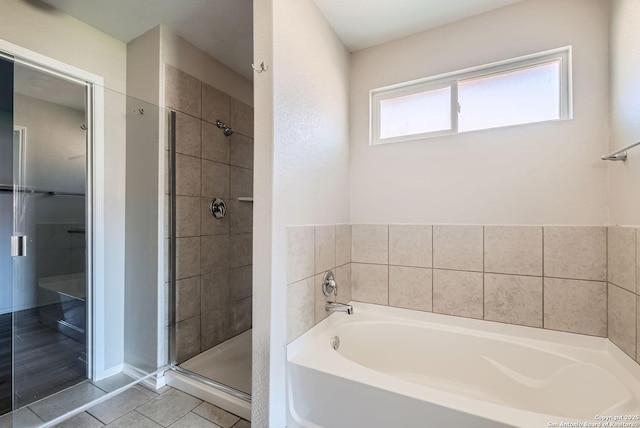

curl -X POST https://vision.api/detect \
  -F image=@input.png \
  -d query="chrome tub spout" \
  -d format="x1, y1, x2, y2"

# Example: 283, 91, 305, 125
326, 301, 354, 315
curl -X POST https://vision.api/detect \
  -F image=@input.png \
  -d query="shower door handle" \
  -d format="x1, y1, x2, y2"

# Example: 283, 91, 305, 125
11, 235, 27, 257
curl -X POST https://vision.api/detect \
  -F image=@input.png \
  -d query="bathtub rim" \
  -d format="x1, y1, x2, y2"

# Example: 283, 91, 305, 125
287, 302, 640, 428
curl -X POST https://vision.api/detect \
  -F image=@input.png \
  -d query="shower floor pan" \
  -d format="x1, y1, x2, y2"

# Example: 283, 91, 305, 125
166, 329, 251, 420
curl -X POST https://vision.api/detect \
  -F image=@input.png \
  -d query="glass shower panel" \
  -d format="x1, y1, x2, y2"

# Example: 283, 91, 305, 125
11, 62, 89, 408
0, 57, 171, 425
0, 55, 14, 416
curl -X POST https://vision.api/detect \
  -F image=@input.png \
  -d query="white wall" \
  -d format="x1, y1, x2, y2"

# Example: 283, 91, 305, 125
124, 26, 163, 376
252, 0, 274, 425
608, 0, 640, 226
254, 0, 351, 424
350, 0, 609, 225
0, 0, 127, 373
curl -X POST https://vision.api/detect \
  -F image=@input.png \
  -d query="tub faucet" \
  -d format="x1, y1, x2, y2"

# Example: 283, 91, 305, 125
326, 301, 354, 315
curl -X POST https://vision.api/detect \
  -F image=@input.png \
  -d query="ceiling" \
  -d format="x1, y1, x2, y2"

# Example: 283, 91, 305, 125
31, 0, 524, 82
39, 0, 254, 81
312, 0, 525, 51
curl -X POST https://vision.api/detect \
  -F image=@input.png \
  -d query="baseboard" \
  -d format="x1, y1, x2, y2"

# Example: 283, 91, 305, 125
95, 363, 124, 381
123, 363, 167, 390
165, 369, 251, 420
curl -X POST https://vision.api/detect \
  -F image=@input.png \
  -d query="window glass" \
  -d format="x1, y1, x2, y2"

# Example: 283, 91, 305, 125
379, 86, 451, 139
458, 61, 560, 132
370, 47, 571, 145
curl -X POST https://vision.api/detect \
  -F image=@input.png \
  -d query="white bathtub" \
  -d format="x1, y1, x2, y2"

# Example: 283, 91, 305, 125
287, 303, 640, 428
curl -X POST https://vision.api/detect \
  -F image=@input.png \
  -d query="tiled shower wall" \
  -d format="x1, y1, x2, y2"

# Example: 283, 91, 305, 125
287, 224, 640, 366
165, 65, 254, 363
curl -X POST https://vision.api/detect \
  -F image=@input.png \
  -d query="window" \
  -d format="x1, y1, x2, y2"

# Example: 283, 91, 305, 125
370, 47, 572, 145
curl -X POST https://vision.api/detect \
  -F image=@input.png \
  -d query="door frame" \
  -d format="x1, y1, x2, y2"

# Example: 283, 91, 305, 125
0, 39, 108, 381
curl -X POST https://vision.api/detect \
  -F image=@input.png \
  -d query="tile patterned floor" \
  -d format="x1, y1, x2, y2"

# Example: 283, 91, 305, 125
53, 385, 250, 428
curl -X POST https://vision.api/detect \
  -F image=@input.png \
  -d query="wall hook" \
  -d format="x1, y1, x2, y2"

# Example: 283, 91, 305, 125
251, 62, 269, 73
134, 108, 144, 115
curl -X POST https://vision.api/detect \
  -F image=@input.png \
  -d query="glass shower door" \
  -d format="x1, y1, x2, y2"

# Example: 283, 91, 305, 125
0, 54, 14, 416
10, 61, 89, 409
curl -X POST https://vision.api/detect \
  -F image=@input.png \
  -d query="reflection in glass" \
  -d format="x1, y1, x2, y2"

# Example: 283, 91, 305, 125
11, 62, 88, 408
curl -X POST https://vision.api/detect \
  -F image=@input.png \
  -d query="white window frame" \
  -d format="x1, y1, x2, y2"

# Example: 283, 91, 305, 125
370, 46, 573, 146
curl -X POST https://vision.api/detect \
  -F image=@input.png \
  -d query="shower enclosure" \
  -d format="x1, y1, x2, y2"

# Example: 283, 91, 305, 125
0, 53, 91, 412
164, 64, 254, 419
0, 44, 168, 425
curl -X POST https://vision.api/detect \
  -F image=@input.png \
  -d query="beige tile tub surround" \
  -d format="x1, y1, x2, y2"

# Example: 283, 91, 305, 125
287, 226, 315, 284
286, 224, 352, 342
544, 278, 607, 337
608, 227, 637, 293
484, 226, 542, 276
286, 223, 640, 370
335, 263, 352, 305
389, 266, 432, 312
543, 226, 607, 281
484, 274, 542, 328
316, 225, 336, 274
351, 263, 389, 305
314, 265, 351, 325
433, 269, 483, 319
352, 224, 388, 264
608, 283, 637, 359
336, 224, 351, 267
637, 229, 640, 296
389, 225, 433, 268
433, 225, 483, 272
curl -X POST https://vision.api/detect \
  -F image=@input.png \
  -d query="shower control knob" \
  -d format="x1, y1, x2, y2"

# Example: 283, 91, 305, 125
209, 198, 226, 219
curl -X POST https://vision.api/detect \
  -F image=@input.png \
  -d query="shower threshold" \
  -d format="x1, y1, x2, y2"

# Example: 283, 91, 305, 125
166, 329, 252, 420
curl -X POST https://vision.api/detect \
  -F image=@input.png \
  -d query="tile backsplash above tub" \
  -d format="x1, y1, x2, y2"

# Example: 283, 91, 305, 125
286, 225, 351, 343
287, 223, 640, 367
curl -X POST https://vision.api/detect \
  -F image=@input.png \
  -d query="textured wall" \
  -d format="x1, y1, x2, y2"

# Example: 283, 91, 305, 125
608, 0, 640, 225
270, 0, 351, 424
349, 0, 609, 225
251, 0, 274, 424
